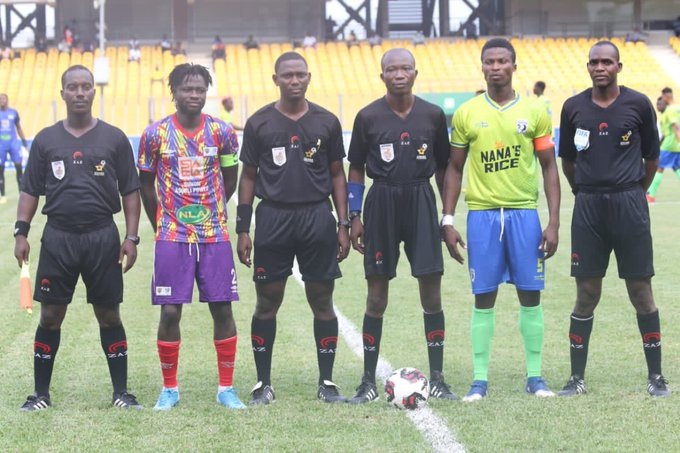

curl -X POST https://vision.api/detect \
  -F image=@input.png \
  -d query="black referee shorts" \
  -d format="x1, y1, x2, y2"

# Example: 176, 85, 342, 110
363, 180, 443, 279
571, 185, 654, 279
35, 221, 123, 305
253, 200, 341, 282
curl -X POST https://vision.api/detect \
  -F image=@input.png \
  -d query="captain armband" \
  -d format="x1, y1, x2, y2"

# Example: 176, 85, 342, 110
347, 181, 365, 213
533, 135, 554, 152
220, 153, 239, 168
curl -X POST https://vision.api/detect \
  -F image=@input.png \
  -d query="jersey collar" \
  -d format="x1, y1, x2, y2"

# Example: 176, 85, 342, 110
484, 91, 520, 112
172, 113, 205, 139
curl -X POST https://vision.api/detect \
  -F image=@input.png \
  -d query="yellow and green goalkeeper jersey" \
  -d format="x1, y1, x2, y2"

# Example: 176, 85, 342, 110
660, 104, 680, 152
450, 92, 553, 210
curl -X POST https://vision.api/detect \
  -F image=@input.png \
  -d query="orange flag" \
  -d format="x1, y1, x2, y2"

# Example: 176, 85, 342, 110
20, 262, 33, 314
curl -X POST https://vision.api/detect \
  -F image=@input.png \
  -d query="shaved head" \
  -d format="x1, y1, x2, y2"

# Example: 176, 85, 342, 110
381, 48, 415, 71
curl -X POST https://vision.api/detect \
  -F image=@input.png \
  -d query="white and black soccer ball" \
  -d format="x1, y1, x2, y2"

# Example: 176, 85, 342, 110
384, 367, 429, 410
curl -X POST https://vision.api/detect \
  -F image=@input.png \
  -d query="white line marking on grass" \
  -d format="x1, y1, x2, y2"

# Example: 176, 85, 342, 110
291, 264, 466, 453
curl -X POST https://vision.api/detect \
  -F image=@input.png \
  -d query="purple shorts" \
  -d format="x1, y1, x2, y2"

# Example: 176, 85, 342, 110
152, 240, 239, 305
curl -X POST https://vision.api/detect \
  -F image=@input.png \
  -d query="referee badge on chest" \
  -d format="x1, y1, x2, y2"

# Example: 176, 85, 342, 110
574, 128, 590, 152
380, 143, 395, 162
272, 146, 286, 166
51, 160, 65, 180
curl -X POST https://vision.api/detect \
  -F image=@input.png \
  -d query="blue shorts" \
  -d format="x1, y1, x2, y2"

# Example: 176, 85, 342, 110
467, 209, 545, 295
658, 150, 680, 170
152, 240, 239, 304
0, 140, 21, 165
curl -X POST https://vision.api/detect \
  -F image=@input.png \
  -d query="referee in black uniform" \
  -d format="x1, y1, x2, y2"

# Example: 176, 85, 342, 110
557, 41, 670, 397
13, 65, 143, 410
236, 52, 350, 404
346, 48, 458, 404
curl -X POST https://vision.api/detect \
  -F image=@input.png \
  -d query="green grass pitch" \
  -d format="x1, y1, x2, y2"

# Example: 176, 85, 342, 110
0, 166, 679, 452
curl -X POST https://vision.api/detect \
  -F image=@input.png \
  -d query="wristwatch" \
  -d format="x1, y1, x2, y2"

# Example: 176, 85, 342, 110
125, 234, 140, 245
337, 219, 351, 228
349, 211, 361, 221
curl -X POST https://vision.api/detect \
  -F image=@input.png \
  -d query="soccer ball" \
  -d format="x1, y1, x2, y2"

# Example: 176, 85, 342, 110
384, 367, 429, 410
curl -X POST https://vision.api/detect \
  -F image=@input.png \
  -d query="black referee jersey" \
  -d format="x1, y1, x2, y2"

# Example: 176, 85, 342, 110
22, 120, 140, 230
347, 96, 449, 183
239, 101, 345, 204
559, 86, 660, 190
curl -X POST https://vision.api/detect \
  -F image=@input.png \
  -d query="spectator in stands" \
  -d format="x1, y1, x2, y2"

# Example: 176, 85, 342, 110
302, 32, 317, 49
346, 30, 358, 48
160, 34, 172, 52
533, 80, 552, 116
368, 32, 382, 47
220, 96, 243, 131
625, 28, 646, 43
412, 31, 426, 46
63, 25, 73, 47
673, 17, 680, 38
172, 41, 186, 56
57, 39, 70, 54
0, 43, 12, 60
212, 35, 226, 60
35, 33, 47, 53
244, 35, 259, 50
129, 37, 141, 62
464, 21, 477, 40
325, 16, 337, 42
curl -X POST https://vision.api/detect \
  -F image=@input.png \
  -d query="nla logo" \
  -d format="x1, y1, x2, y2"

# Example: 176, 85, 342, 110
176, 204, 211, 225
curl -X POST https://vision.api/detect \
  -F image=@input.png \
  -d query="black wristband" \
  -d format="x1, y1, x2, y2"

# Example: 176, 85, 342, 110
236, 204, 253, 234
14, 220, 30, 238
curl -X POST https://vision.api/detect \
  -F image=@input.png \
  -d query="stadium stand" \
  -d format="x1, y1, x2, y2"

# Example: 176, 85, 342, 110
0, 37, 673, 136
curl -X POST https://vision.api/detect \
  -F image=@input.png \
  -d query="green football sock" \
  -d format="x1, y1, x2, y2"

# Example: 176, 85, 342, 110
647, 172, 663, 196
471, 307, 495, 381
675, 169, 680, 181
519, 304, 544, 378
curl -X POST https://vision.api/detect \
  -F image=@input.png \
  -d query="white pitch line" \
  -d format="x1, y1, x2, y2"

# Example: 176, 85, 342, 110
290, 264, 466, 453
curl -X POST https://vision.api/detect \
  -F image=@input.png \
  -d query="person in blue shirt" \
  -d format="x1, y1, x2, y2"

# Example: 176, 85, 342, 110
0, 93, 28, 203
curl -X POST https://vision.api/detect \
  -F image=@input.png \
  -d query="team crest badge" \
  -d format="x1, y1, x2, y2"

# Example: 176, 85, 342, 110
517, 119, 528, 134
416, 143, 428, 160
51, 160, 65, 180
272, 146, 286, 166
380, 143, 394, 162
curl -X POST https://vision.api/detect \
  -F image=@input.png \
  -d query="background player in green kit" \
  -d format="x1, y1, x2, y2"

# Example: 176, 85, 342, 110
646, 87, 680, 202
442, 38, 561, 402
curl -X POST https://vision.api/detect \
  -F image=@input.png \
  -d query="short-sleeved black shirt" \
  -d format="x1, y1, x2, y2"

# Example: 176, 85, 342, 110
559, 87, 659, 190
347, 96, 449, 183
239, 102, 345, 203
22, 120, 140, 229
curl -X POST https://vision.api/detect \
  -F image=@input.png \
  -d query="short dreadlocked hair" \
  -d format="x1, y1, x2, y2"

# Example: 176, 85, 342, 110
167, 63, 212, 95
